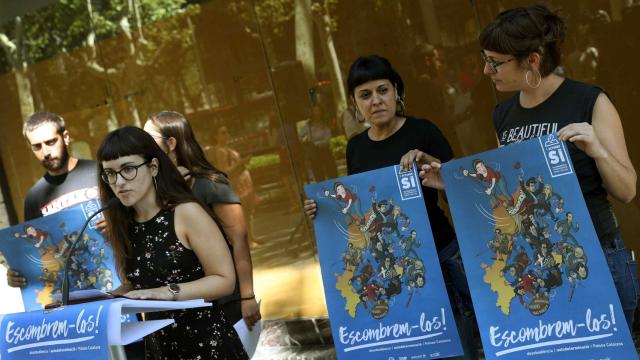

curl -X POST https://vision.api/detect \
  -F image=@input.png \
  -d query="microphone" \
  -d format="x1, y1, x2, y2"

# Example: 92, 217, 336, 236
61, 197, 120, 306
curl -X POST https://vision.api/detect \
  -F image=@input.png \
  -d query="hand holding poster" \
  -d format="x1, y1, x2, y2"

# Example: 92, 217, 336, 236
441, 134, 637, 359
0, 200, 120, 311
305, 165, 462, 359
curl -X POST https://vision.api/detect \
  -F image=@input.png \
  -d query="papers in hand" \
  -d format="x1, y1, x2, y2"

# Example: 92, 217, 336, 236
234, 318, 262, 358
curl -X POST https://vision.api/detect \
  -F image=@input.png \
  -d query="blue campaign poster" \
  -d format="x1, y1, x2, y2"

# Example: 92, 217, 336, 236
0, 299, 111, 359
441, 134, 637, 359
0, 200, 120, 311
305, 165, 463, 359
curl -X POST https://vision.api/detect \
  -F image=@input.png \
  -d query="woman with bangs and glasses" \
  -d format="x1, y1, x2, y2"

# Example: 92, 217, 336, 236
98, 126, 248, 359
143, 111, 261, 330
304, 55, 479, 359
420, 4, 638, 331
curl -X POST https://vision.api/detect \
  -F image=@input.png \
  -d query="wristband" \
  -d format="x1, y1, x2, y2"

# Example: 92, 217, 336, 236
240, 295, 255, 301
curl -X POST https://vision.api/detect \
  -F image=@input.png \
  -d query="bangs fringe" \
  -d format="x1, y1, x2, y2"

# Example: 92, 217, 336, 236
97, 127, 150, 162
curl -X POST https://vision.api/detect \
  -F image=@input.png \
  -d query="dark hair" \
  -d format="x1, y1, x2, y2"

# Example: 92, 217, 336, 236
479, 4, 565, 76
576, 263, 589, 279
23, 112, 66, 137
149, 111, 228, 184
526, 177, 537, 186
97, 126, 205, 279
347, 55, 405, 112
472, 159, 485, 170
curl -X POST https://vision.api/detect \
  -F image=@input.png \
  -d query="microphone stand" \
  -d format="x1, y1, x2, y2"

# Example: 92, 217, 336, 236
61, 202, 113, 306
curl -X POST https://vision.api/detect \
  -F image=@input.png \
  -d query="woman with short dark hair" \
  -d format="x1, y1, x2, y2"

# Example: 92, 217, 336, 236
306, 55, 478, 358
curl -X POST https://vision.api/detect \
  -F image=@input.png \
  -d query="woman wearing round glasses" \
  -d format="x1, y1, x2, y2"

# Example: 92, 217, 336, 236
482, 5, 637, 331
420, 5, 638, 330
98, 126, 248, 359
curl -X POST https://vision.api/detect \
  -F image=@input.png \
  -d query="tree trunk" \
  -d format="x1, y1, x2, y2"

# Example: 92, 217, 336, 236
14, 68, 35, 122
313, 9, 347, 116
295, 0, 316, 86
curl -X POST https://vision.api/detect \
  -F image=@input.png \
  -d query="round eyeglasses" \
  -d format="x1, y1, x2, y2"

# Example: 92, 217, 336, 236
101, 160, 151, 184
480, 50, 514, 73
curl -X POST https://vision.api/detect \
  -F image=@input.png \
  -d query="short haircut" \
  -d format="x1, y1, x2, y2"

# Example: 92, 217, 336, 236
472, 159, 485, 170
347, 55, 404, 98
23, 112, 65, 138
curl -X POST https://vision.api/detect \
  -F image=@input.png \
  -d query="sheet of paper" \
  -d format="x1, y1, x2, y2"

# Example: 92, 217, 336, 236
106, 298, 211, 345
234, 318, 262, 358
51, 288, 111, 302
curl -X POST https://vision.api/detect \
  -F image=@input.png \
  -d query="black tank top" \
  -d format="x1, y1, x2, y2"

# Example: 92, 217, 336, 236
493, 78, 618, 243
126, 208, 248, 359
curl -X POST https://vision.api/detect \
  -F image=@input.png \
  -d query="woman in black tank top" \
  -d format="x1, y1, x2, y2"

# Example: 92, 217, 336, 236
97, 127, 248, 359
476, 4, 639, 330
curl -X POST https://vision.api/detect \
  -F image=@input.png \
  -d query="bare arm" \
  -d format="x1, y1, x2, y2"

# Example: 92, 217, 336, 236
488, 178, 496, 192
124, 203, 235, 301
558, 93, 636, 203
213, 203, 261, 329
110, 282, 133, 296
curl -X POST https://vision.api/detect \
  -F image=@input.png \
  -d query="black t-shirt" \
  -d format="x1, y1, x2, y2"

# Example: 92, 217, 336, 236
191, 176, 241, 206
493, 78, 617, 242
346, 117, 455, 250
191, 175, 243, 323
24, 159, 99, 220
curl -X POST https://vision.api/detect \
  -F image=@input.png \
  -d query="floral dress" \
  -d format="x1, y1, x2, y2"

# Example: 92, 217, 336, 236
126, 208, 248, 360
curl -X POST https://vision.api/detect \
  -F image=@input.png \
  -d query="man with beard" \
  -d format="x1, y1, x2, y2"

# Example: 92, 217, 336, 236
6, 112, 145, 360
7, 112, 98, 287
22, 112, 98, 220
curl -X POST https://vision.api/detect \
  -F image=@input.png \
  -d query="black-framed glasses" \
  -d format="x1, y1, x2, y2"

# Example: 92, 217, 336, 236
480, 51, 514, 73
101, 160, 151, 184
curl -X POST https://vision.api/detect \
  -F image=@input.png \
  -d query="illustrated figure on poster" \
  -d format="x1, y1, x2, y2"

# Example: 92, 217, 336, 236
342, 242, 362, 270
555, 212, 580, 244
14, 225, 55, 255
454, 157, 594, 316
324, 182, 363, 226
399, 230, 422, 259
516, 174, 543, 216
463, 159, 511, 209
363, 196, 394, 234
563, 245, 588, 272
385, 205, 410, 237
534, 183, 564, 226
488, 228, 512, 260
313, 181, 431, 321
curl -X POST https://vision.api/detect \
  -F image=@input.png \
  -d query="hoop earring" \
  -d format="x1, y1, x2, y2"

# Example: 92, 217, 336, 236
525, 69, 542, 89
396, 95, 406, 115
354, 107, 364, 123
